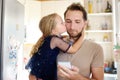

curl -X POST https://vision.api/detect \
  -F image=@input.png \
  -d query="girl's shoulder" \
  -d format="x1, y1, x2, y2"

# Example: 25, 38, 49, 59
44, 35, 60, 42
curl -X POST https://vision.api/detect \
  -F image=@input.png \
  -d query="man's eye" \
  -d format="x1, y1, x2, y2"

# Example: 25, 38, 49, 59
75, 21, 80, 23
66, 21, 71, 23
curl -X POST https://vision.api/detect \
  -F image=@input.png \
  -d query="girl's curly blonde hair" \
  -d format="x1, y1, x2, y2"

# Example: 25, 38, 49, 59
30, 13, 58, 56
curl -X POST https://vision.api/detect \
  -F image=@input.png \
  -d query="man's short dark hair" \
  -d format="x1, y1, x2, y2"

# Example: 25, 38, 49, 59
64, 3, 87, 21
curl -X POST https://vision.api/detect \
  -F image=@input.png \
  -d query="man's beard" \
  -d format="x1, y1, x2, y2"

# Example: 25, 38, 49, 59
68, 27, 84, 40
68, 31, 82, 39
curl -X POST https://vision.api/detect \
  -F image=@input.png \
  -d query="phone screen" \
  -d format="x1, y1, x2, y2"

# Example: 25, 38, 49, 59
58, 61, 71, 69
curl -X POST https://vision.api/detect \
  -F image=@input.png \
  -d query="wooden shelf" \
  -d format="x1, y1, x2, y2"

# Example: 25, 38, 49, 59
96, 41, 112, 44
88, 13, 112, 16
85, 30, 113, 33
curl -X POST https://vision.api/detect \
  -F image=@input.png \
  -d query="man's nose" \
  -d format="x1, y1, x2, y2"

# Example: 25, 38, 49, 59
70, 23, 75, 29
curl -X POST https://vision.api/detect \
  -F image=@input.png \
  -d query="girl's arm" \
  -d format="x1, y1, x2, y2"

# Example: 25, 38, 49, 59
51, 28, 85, 54
67, 31, 84, 54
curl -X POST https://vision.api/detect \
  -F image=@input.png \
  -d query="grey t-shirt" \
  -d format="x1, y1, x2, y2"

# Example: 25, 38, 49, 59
57, 39, 104, 80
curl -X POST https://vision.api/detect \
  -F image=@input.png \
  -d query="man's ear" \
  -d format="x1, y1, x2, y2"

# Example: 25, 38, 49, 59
84, 21, 88, 29
85, 21, 88, 26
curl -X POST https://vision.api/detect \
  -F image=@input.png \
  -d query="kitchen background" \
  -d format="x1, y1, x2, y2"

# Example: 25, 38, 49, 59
0, 0, 120, 80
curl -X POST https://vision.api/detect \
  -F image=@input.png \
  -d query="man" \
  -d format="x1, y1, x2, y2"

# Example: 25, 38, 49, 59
57, 3, 104, 80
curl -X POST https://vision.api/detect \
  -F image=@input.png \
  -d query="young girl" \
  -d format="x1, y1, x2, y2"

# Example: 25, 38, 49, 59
25, 13, 84, 80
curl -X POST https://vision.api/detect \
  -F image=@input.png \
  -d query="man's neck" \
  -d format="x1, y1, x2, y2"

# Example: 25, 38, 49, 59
69, 37, 79, 43
69, 32, 82, 42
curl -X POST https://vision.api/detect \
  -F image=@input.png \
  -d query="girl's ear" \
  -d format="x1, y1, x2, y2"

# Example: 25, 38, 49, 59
51, 28, 56, 35
51, 29, 55, 34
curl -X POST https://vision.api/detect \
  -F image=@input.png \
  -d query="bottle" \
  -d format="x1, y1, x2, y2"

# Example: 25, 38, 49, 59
88, 0, 93, 13
97, 0, 102, 13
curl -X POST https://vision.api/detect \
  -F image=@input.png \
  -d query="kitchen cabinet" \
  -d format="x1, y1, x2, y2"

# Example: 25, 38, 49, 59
84, 0, 117, 63
104, 73, 117, 80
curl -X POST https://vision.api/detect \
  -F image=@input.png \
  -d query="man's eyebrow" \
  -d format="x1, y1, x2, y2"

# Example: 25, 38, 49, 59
65, 19, 81, 21
65, 19, 71, 20
65, 19, 71, 22
75, 20, 81, 21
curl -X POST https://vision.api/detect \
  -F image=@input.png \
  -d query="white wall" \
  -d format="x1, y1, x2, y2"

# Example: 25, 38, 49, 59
17, 0, 26, 5
25, 1, 41, 43
25, 0, 83, 43
41, 0, 83, 18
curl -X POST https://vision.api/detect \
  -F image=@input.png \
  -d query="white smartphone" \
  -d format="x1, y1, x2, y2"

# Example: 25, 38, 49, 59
58, 61, 71, 69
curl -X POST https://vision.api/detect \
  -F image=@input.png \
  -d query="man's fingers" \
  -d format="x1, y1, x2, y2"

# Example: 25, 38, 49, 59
58, 65, 72, 74
71, 65, 79, 72
58, 68, 70, 77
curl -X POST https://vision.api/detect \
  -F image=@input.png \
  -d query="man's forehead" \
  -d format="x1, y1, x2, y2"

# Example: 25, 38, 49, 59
65, 11, 83, 20
66, 10, 83, 16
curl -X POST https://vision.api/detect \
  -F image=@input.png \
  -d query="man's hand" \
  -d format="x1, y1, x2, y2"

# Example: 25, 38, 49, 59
58, 65, 80, 80
58, 64, 104, 80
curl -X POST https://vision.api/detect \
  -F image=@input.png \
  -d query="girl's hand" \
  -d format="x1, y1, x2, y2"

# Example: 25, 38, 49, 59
29, 74, 37, 80
29, 74, 42, 80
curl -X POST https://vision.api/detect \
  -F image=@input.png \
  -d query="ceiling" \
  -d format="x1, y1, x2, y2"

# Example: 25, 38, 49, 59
36, 0, 57, 1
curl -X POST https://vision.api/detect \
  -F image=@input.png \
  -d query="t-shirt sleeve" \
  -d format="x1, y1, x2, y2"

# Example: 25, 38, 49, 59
91, 44, 104, 67
51, 36, 71, 53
